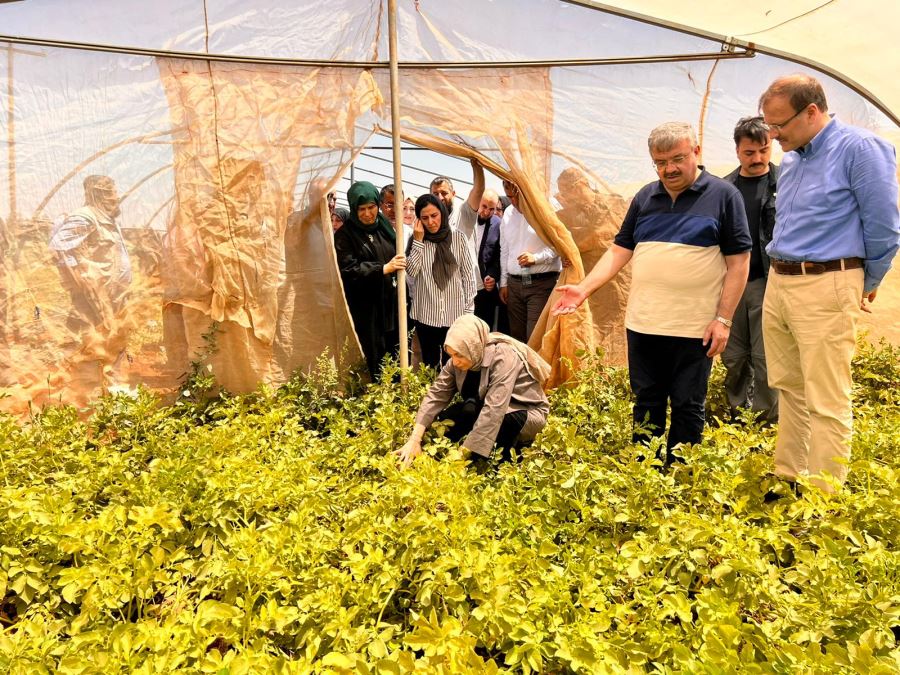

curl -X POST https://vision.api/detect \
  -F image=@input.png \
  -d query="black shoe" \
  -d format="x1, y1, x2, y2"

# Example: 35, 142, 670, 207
763, 479, 798, 503
656, 448, 686, 472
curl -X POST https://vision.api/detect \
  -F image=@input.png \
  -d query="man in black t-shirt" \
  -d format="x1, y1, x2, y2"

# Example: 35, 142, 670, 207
722, 116, 779, 423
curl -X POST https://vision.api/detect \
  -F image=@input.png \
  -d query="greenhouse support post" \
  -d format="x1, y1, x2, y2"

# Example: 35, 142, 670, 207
388, 0, 408, 377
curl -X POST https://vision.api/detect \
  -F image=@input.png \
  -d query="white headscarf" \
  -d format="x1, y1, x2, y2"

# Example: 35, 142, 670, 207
444, 315, 551, 386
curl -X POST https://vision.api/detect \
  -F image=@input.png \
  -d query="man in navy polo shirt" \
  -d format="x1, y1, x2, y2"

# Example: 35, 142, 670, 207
553, 122, 751, 466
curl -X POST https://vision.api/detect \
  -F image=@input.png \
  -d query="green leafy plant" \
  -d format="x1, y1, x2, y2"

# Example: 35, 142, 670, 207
0, 344, 898, 673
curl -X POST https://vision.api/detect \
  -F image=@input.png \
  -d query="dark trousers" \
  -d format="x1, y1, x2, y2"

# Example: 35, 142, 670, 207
474, 288, 509, 333
721, 277, 778, 422
506, 272, 558, 343
414, 321, 449, 370
437, 373, 527, 460
627, 329, 713, 464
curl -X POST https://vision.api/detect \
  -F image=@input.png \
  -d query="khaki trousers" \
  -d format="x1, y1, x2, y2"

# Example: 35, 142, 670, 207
762, 267, 864, 491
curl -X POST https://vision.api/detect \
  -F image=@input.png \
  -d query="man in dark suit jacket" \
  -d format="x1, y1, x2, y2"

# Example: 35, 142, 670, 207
473, 189, 508, 332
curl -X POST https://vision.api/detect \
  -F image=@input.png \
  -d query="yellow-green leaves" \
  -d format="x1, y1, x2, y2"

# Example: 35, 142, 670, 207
0, 346, 899, 672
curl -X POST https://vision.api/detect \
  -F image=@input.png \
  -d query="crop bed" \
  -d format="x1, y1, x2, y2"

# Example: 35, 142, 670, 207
1, 343, 898, 673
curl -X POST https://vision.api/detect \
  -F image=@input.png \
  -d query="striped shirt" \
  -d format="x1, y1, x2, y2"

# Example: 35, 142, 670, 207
407, 230, 477, 327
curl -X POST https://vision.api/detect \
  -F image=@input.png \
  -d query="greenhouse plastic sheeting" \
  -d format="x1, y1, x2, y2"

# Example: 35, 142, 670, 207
1, 0, 898, 413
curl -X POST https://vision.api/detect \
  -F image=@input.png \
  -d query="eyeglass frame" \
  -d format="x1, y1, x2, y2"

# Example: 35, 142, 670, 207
766, 104, 809, 133
651, 153, 692, 171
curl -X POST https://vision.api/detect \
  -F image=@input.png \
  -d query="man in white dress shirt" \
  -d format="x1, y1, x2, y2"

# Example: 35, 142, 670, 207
498, 179, 561, 342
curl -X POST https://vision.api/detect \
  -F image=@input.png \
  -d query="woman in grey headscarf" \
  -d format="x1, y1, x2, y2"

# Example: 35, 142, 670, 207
395, 314, 550, 466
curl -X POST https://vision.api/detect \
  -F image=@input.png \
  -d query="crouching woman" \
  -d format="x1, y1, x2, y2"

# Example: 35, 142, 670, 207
395, 315, 551, 466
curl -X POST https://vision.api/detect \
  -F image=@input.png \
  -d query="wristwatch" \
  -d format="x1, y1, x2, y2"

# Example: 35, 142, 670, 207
715, 315, 733, 328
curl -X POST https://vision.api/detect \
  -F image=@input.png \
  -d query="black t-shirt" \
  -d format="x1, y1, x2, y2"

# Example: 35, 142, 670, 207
734, 173, 768, 281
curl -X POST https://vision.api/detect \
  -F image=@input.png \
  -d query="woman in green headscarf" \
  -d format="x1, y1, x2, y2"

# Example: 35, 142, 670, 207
334, 181, 407, 380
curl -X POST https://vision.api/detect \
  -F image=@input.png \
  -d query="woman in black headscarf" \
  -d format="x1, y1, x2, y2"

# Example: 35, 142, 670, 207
406, 193, 477, 369
334, 181, 406, 380
331, 206, 350, 232
494, 195, 511, 218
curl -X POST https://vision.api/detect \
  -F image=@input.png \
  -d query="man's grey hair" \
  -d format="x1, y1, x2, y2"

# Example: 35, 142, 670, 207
648, 122, 697, 153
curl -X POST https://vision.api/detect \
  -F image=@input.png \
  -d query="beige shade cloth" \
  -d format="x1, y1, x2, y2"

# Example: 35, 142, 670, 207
379, 67, 598, 387
2, 0, 899, 413
555, 169, 632, 365
156, 60, 378, 391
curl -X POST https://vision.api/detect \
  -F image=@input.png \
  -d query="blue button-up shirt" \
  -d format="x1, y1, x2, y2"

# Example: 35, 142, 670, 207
768, 116, 900, 292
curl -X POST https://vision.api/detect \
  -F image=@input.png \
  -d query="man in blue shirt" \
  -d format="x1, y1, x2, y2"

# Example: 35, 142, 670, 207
759, 74, 900, 493
553, 122, 751, 466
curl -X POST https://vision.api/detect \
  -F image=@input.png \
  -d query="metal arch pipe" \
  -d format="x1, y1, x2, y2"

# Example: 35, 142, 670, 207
0, 34, 754, 70
31, 128, 183, 221
387, 0, 408, 377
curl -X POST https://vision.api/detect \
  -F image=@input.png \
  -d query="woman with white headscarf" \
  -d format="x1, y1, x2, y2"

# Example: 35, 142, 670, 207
395, 314, 551, 466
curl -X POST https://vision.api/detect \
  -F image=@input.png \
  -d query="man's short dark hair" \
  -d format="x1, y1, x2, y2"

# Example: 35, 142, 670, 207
733, 116, 770, 147
380, 184, 395, 201
430, 176, 454, 191
759, 74, 829, 114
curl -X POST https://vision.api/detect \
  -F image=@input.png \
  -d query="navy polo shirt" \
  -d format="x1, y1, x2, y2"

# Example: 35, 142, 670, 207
614, 169, 751, 338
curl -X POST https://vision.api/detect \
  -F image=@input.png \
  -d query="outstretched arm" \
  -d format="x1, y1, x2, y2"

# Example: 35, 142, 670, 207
395, 363, 457, 467
551, 244, 633, 315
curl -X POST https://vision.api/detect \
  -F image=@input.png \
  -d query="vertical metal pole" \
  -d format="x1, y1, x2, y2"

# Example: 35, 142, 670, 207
387, 0, 408, 377
6, 43, 15, 226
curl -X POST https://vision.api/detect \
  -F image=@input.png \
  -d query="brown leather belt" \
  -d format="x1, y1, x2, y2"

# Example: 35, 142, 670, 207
771, 257, 863, 275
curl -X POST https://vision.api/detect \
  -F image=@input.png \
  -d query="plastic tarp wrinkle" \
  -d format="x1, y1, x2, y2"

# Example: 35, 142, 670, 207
1, 0, 898, 412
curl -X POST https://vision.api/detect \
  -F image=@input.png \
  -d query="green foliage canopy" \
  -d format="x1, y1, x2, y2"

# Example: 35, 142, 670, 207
0, 342, 898, 673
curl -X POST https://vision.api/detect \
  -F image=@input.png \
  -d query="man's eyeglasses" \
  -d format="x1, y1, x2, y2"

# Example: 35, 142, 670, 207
652, 154, 689, 171
766, 105, 807, 133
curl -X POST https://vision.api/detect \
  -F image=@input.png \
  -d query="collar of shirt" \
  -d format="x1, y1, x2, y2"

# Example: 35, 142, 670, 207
796, 114, 836, 157
650, 166, 712, 199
